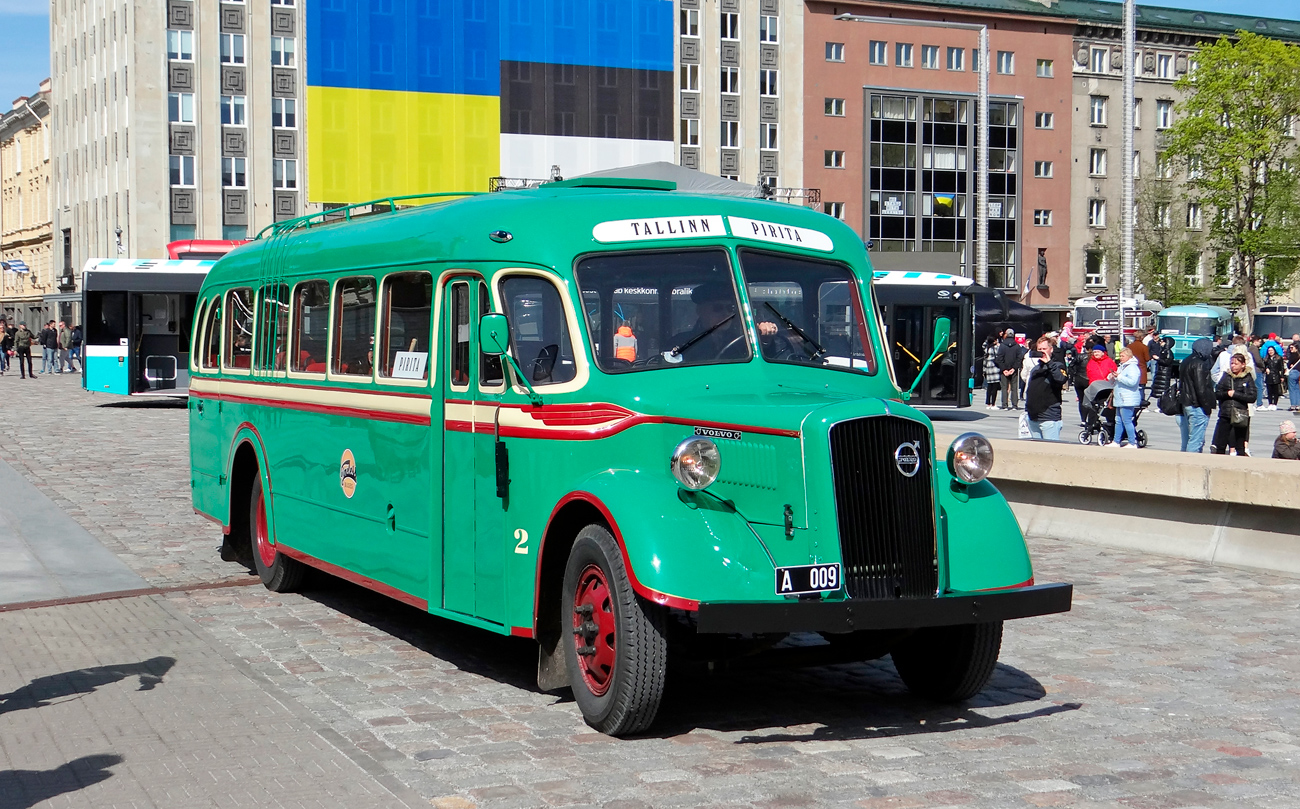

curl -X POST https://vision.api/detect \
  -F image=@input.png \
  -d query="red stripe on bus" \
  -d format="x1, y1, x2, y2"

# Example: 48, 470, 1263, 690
198, 391, 431, 426
275, 543, 430, 611
445, 401, 800, 440
193, 376, 433, 400
510, 626, 535, 638
973, 577, 1035, 592
193, 508, 231, 535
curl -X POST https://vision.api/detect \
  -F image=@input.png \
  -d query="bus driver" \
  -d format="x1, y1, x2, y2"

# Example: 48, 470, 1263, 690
668, 280, 782, 362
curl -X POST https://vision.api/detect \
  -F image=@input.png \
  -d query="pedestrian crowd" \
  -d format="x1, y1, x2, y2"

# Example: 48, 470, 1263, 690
984, 323, 1300, 459
0, 318, 82, 379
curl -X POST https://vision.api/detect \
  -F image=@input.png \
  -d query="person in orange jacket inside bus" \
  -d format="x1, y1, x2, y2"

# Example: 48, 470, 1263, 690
614, 324, 638, 362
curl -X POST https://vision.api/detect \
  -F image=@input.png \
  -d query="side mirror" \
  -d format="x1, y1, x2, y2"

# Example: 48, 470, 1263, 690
932, 316, 952, 353
479, 313, 510, 356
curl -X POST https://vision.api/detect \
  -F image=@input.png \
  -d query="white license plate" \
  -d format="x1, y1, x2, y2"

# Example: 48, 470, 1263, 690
775, 563, 841, 595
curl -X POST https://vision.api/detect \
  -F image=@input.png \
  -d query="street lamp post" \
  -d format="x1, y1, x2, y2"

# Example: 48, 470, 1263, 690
835, 13, 990, 287
1120, 0, 1136, 342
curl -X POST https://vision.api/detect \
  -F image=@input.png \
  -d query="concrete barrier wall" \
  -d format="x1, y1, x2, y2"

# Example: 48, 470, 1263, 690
936, 433, 1300, 578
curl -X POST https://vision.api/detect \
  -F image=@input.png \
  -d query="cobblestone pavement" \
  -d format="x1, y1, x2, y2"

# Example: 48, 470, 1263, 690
4, 375, 1300, 808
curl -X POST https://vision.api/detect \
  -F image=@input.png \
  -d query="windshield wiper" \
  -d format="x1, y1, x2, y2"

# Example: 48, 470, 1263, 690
670, 314, 735, 357
764, 302, 826, 361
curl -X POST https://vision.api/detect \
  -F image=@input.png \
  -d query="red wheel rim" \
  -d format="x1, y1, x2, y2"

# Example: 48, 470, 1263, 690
253, 484, 276, 568
572, 563, 616, 696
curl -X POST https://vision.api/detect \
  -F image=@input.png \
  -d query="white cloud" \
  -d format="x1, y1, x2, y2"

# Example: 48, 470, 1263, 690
0, 2, 48, 15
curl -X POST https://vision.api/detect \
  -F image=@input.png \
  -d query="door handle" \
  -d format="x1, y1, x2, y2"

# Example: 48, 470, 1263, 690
196, 399, 204, 413
385, 503, 396, 534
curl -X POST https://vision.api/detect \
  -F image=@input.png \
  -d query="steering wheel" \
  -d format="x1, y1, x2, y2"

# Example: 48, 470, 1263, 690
715, 333, 748, 360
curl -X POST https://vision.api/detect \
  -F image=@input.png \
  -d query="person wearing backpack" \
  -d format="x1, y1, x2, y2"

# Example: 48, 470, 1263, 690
12, 321, 35, 379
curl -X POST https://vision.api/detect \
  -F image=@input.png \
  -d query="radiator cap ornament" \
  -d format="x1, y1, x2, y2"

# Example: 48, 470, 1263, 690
894, 441, 922, 477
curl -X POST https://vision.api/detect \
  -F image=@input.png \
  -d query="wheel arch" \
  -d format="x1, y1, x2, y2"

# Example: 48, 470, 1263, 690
223, 423, 273, 565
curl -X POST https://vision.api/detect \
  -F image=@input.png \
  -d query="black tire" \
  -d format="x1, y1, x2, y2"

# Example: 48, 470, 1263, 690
249, 473, 305, 593
1077, 429, 1090, 445
561, 524, 668, 736
1137, 429, 1148, 448
1098, 427, 1112, 446
889, 621, 1003, 702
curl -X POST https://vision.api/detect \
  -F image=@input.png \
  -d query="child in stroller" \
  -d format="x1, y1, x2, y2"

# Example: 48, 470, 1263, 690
1077, 380, 1149, 446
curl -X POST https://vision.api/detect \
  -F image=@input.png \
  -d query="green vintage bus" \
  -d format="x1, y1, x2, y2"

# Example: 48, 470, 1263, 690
189, 179, 1070, 735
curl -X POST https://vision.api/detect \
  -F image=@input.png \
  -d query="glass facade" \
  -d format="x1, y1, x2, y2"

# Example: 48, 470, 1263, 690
867, 91, 1021, 289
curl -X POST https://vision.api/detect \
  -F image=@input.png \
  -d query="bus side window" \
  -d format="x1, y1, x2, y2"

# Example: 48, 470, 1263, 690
449, 282, 470, 389
255, 284, 289, 371
190, 299, 208, 370
224, 288, 253, 370
479, 281, 504, 388
332, 276, 376, 377
499, 276, 577, 386
291, 280, 329, 373
201, 297, 221, 371
379, 272, 432, 381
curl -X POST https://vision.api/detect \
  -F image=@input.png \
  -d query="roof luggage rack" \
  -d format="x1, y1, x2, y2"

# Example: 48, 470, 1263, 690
256, 192, 482, 239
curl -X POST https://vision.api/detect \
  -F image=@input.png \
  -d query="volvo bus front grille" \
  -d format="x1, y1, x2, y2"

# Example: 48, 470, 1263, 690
828, 416, 938, 600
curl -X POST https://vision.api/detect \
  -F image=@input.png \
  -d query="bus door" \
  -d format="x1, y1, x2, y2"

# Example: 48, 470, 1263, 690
888, 304, 962, 405
133, 292, 197, 392
439, 277, 506, 624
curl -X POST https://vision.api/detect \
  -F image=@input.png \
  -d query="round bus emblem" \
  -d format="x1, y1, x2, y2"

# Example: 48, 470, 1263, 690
894, 441, 922, 477
339, 449, 358, 498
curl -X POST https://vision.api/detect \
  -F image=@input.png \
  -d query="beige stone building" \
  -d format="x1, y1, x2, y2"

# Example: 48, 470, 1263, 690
0, 79, 56, 327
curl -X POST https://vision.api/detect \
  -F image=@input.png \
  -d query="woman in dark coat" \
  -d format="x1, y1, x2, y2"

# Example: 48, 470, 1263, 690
1262, 345, 1285, 409
1211, 352, 1258, 455
1149, 336, 1179, 399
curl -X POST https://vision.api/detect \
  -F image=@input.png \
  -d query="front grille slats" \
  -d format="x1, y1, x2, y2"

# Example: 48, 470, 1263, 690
829, 417, 938, 600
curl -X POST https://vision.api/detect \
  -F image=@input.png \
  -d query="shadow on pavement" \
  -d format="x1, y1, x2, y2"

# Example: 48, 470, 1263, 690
95, 399, 187, 409
920, 409, 989, 423
0, 754, 123, 809
0, 657, 176, 717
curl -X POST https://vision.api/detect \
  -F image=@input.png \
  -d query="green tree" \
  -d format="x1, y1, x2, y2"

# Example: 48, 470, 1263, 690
1100, 166, 1205, 307
1163, 31, 1300, 331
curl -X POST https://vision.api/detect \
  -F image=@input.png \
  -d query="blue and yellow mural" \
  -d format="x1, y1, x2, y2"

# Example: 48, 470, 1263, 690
307, 0, 674, 203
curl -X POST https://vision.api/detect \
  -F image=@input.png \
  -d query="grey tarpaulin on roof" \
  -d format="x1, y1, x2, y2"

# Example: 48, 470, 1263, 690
574, 162, 762, 197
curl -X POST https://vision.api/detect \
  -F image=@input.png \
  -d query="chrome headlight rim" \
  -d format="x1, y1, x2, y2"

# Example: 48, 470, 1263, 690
670, 436, 721, 491
947, 432, 994, 484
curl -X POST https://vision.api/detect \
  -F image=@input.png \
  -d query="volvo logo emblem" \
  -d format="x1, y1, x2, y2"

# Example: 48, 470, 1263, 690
894, 441, 922, 477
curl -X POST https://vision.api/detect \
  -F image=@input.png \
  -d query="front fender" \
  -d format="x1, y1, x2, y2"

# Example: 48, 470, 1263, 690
938, 469, 1034, 592
572, 469, 777, 608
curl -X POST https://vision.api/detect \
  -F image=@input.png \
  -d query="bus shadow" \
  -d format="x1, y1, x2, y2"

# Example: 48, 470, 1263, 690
95, 399, 187, 409
920, 409, 989, 423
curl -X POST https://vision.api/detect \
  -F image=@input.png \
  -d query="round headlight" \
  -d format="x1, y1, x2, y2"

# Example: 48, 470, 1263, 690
947, 432, 994, 484
671, 437, 721, 491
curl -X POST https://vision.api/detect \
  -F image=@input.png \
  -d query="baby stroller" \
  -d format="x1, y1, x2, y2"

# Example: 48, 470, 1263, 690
1077, 380, 1149, 447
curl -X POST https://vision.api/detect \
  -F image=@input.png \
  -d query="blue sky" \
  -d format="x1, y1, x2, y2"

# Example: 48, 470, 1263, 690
0, 0, 1297, 106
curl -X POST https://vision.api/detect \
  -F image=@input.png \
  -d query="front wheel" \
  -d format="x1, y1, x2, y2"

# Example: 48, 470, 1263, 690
249, 473, 305, 593
890, 621, 1003, 702
561, 524, 668, 736
1137, 429, 1148, 448
1077, 429, 1091, 446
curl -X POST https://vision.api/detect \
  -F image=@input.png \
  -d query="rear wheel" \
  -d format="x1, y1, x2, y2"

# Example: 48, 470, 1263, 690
890, 621, 1003, 702
249, 473, 305, 593
1137, 429, 1148, 448
1077, 429, 1090, 445
561, 524, 667, 736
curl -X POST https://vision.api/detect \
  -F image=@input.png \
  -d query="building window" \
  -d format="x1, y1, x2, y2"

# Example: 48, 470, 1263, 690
272, 97, 297, 128
1089, 148, 1107, 176
222, 156, 247, 188
759, 15, 778, 43
1156, 152, 1174, 179
1091, 47, 1108, 73
1156, 203, 1171, 229
680, 8, 698, 36
996, 50, 1014, 74
824, 202, 845, 220
760, 123, 779, 149
825, 150, 845, 169
270, 0, 295, 5
169, 154, 194, 187
220, 33, 246, 65
166, 29, 193, 61
720, 67, 739, 94
1090, 96, 1107, 126
680, 64, 699, 91
273, 158, 297, 190
1187, 202, 1203, 230
679, 118, 699, 146
1187, 156, 1202, 180
1157, 53, 1172, 79
826, 42, 845, 62
1036, 58, 1053, 78
759, 69, 778, 97
168, 92, 194, 123
922, 45, 940, 69
895, 43, 913, 68
721, 121, 739, 148
1033, 160, 1053, 178
1033, 209, 1053, 226
1034, 111, 1053, 129
720, 12, 738, 40
825, 98, 846, 116
1088, 198, 1107, 228
220, 95, 246, 126
271, 37, 295, 68
1156, 99, 1173, 129
1134, 151, 1141, 178
1085, 249, 1106, 286
869, 41, 885, 65
1133, 98, 1142, 128
946, 47, 964, 71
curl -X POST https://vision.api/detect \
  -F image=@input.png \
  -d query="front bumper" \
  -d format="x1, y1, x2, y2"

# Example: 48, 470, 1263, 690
695, 582, 1073, 634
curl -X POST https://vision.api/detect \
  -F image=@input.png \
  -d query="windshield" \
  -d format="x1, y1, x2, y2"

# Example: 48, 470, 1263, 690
1255, 314, 1300, 339
1156, 315, 1185, 335
576, 249, 752, 373
1075, 306, 1103, 328
1185, 316, 1219, 337
738, 249, 877, 374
